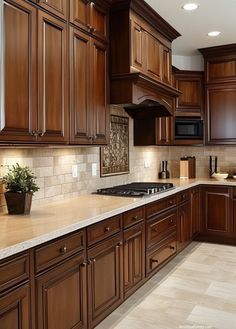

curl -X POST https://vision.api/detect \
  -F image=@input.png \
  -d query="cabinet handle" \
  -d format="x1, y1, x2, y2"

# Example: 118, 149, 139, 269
92, 134, 97, 143
132, 215, 140, 221
38, 130, 45, 137
104, 226, 111, 232
88, 258, 96, 264
168, 200, 173, 205
169, 245, 175, 250
151, 259, 159, 264
117, 241, 123, 247
87, 24, 91, 32
81, 262, 87, 267
91, 27, 97, 33
30, 130, 38, 137
169, 219, 173, 224
87, 135, 93, 143
60, 246, 67, 254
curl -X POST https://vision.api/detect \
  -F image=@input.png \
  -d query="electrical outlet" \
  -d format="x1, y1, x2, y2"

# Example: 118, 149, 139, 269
72, 164, 78, 178
92, 163, 97, 176
144, 160, 151, 168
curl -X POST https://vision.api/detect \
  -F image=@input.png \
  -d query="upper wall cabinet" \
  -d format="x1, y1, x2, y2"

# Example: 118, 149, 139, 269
199, 44, 236, 144
38, 0, 67, 20
70, 0, 108, 42
173, 70, 204, 117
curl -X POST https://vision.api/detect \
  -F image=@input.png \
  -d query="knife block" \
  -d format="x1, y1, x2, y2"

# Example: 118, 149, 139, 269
180, 157, 196, 179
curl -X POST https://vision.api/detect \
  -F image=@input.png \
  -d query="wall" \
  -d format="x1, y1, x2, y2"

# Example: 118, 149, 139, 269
172, 54, 204, 71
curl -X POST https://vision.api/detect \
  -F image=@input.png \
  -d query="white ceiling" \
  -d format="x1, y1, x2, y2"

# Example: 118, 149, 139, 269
145, 0, 236, 55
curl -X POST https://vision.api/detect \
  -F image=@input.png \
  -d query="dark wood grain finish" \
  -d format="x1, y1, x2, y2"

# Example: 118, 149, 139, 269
87, 234, 123, 328
177, 200, 191, 251
38, 0, 67, 20
123, 206, 144, 229
146, 196, 177, 219
37, 10, 68, 144
191, 188, 200, 237
0, 253, 29, 293
36, 252, 87, 329
131, 18, 144, 72
147, 209, 177, 249
0, 0, 37, 143
35, 230, 85, 273
156, 116, 174, 145
0, 284, 30, 329
90, 1, 108, 41
70, 27, 90, 144
69, 0, 90, 32
123, 223, 145, 297
177, 190, 191, 204
87, 215, 122, 246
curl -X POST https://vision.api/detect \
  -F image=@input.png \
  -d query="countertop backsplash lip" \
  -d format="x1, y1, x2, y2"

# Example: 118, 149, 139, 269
1, 178, 236, 261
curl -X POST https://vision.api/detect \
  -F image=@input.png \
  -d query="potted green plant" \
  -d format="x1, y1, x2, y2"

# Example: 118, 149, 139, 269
2, 163, 39, 215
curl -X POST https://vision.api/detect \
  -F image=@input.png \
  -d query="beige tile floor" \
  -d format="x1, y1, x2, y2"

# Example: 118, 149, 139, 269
96, 242, 236, 329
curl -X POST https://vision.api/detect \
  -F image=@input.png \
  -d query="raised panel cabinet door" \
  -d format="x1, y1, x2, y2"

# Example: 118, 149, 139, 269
37, 11, 68, 144
207, 59, 236, 82
0, 0, 37, 143
36, 253, 87, 329
145, 31, 162, 80
191, 188, 200, 237
87, 234, 123, 328
90, 1, 108, 41
123, 224, 145, 297
70, 28, 90, 144
69, 0, 90, 32
206, 85, 236, 144
162, 46, 171, 85
91, 39, 108, 144
130, 19, 144, 72
177, 201, 191, 251
156, 117, 173, 145
0, 284, 30, 329
202, 187, 232, 234
38, 0, 67, 20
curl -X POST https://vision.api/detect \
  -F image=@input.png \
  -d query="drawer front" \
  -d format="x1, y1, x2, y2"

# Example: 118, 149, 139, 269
177, 190, 191, 204
87, 215, 121, 246
123, 207, 145, 229
147, 210, 177, 249
35, 230, 85, 273
146, 196, 177, 219
0, 253, 29, 292
146, 235, 176, 274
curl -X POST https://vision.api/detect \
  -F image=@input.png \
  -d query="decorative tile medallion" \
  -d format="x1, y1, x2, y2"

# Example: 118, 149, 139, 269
100, 115, 129, 177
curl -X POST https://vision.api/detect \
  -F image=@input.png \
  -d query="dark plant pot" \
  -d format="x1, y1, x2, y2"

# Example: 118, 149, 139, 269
5, 192, 33, 215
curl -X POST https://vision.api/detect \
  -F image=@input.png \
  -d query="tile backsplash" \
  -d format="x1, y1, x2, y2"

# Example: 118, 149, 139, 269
1, 106, 236, 211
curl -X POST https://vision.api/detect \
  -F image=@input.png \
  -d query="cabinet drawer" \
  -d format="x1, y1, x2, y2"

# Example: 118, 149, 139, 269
147, 210, 177, 249
177, 190, 191, 204
123, 207, 144, 229
87, 215, 121, 246
146, 235, 176, 274
146, 196, 177, 219
0, 253, 29, 293
35, 230, 85, 273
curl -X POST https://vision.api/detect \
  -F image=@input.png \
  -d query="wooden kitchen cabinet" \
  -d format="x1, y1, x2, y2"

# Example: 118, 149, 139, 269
87, 234, 123, 328
191, 188, 201, 237
38, 0, 67, 20
123, 223, 145, 298
0, 284, 30, 329
0, 0, 37, 143
36, 252, 87, 329
177, 199, 191, 251
70, 0, 108, 42
70, 27, 109, 145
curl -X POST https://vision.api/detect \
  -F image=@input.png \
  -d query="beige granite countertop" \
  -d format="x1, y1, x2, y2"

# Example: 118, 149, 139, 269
1, 178, 236, 261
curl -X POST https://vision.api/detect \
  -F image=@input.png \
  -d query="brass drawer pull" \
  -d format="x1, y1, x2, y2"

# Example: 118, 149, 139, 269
60, 246, 67, 254
104, 227, 111, 232
132, 215, 140, 221
169, 245, 175, 250
151, 259, 159, 263
117, 241, 123, 247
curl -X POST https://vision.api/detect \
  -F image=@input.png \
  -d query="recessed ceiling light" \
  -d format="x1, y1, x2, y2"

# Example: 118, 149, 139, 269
208, 31, 221, 37
182, 3, 199, 11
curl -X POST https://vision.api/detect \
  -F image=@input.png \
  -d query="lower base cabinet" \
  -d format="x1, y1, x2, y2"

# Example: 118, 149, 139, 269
36, 253, 87, 329
123, 223, 145, 297
0, 284, 30, 329
87, 234, 123, 328
177, 200, 191, 251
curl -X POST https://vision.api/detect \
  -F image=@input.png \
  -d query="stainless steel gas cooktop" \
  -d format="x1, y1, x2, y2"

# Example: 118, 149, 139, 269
96, 182, 175, 197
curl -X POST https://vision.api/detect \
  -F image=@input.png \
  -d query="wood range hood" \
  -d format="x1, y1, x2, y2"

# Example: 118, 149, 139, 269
110, 0, 181, 119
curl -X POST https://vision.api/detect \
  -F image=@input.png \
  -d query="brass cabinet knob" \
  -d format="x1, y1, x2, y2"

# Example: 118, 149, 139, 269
60, 246, 67, 254
104, 226, 111, 232
117, 241, 123, 247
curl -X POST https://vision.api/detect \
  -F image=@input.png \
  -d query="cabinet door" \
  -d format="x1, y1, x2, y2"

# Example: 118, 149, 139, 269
70, 0, 90, 32
91, 39, 108, 144
123, 223, 145, 297
0, 284, 30, 329
38, 11, 68, 144
145, 31, 162, 80
177, 201, 191, 251
191, 188, 200, 237
162, 46, 171, 85
36, 253, 87, 329
202, 187, 232, 234
131, 19, 144, 72
90, 1, 108, 41
70, 28, 91, 144
206, 85, 236, 144
0, 0, 37, 143
156, 117, 173, 145
38, 0, 67, 20
87, 234, 123, 328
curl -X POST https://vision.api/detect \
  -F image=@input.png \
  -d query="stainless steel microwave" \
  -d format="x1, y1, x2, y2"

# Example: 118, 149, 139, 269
175, 119, 203, 140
